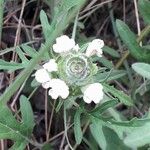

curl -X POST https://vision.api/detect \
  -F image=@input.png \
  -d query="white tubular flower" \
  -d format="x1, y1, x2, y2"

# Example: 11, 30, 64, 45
35, 69, 51, 84
53, 35, 76, 53
82, 83, 104, 104
43, 59, 58, 72
85, 39, 104, 57
48, 79, 69, 99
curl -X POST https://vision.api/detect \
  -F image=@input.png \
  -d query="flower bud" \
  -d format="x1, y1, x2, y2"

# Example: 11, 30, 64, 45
58, 53, 98, 86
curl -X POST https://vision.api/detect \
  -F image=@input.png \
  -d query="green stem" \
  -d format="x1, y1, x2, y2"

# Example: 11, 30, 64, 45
0, 0, 4, 43
0, 1, 86, 105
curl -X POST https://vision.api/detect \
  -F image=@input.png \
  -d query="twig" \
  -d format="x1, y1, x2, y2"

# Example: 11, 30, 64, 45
0, 0, 4, 44
133, 0, 141, 36
64, 108, 74, 150
0, 139, 4, 150
46, 124, 73, 142
72, 11, 79, 40
46, 99, 56, 140
45, 90, 48, 141
10, 80, 26, 112
10, 0, 27, 82
79, 0, 114, 20
59, 132, 66, 150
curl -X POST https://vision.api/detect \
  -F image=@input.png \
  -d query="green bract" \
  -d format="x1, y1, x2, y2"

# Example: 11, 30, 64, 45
58, 51, 98, 86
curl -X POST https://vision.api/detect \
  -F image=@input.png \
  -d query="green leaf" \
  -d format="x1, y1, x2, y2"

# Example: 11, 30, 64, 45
138, 0, 150, 24
0, 59, 24, 71
40, 10, 51, 40
15, 47, 29, 63
124, 121, 150, 148
109, 117, 150, 127
10, 141, 27, 150
94, 70, 126, 82
132, 62, 150, 79
90, 118, 107, 149
93, 56, 114, 69
116, 19, 150, 62
102, 126, 130, 150
0, 96, 34, 149
21, 44, 38, 58
102, 83, 133, 106
74, 109, 83, 145
20, 95, 35, 136
103, 46, 120, 58
42, 143, 53, 150
89, 99, 119, 114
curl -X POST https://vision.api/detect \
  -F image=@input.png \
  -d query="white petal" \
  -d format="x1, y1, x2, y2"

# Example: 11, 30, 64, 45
73, 44, 80, 52
83, 95, 92, 104
48, 79, 69, 99
85, 39, 104, 57
92, 39, 104, 48
42, 81, 51, 89
35, 69, 51, 83
48, 89, 59, 99
53, 35, 76, 53
43, 59, 58, 72
82, 83, 104, 104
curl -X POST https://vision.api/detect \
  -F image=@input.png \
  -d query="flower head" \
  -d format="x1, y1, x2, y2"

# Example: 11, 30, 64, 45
53, 35, 76, 53
43, 59, 58, 72
85, 39, 104, 57
34, 35, 105, 104
82, 83, 104, 104
35, 69, 51, 83
48, 79, 69, 99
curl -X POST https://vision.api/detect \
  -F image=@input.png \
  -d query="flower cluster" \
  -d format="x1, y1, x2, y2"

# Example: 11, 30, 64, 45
35, 35, 104, 104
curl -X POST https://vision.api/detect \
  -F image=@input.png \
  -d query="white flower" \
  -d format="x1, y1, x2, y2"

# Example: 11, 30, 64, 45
82, 83, 104, 104
35, 69, 51, 83
85, 39, 104, 57
48, 79, 69, 99
73, 44, 80, 52
42, 81, 51, 89
53, 35, 76, 53
43, 59, 58, 72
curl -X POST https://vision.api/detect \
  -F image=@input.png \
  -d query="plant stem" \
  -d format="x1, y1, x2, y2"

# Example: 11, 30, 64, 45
0, 0, 4, 43
72, 11, 79, 40
115, 25, 150, 69
0, 1, 86, 105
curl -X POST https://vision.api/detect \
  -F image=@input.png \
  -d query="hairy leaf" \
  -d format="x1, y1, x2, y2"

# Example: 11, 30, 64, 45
138, 0, 150, 24
116, 19, 150, 62
74, 109, 83, 145
132, 62, 150, 79
0, 95, 34, 149
102, 83, 133, 106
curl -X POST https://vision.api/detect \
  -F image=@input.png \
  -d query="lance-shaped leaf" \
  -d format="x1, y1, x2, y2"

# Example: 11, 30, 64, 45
74, 109, 83, 145
102, 83, 133, 106
116, 19, 150, 62
138, 0, 150, 24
